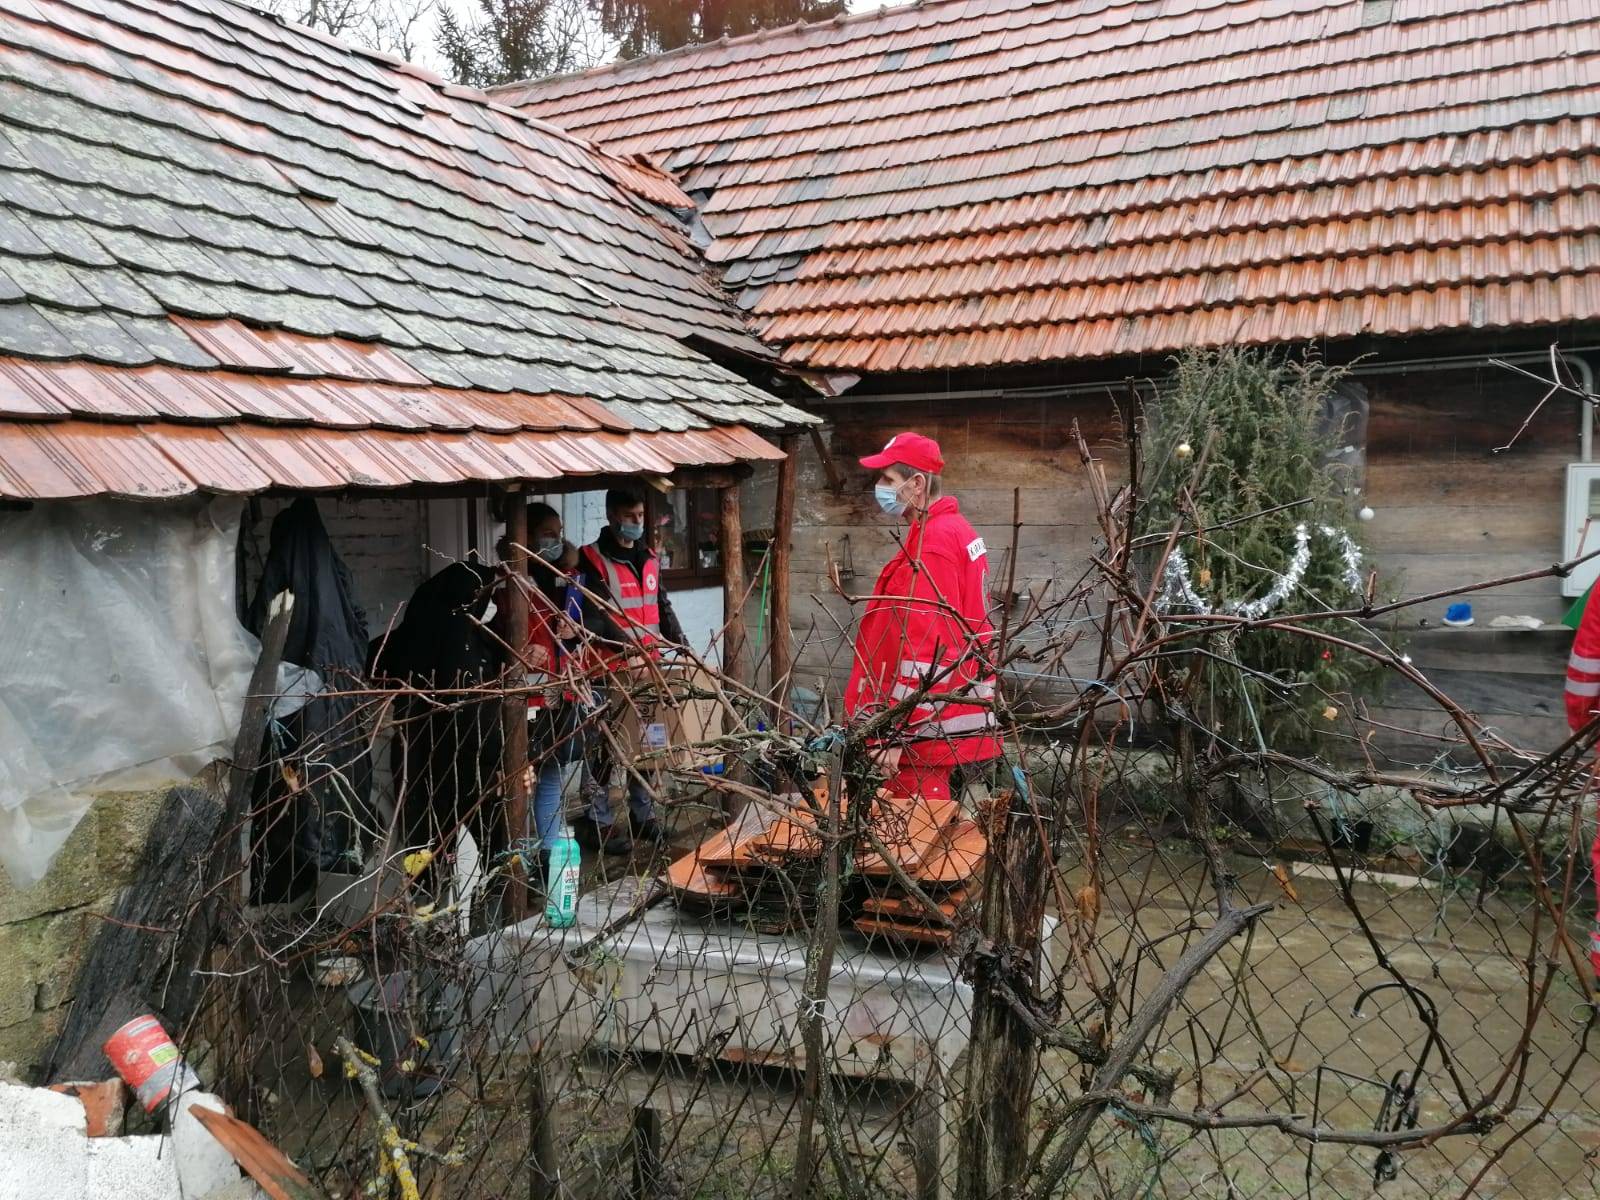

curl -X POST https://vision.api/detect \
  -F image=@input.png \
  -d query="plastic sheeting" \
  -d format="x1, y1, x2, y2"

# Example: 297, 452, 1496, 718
0, 498, 258, 885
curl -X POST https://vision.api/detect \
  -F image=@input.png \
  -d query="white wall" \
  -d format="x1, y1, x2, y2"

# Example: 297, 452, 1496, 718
243, 496, 430, 635
530, 489, 725, 661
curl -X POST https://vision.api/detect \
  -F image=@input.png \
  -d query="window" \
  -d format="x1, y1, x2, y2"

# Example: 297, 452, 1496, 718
654, 486, 722, 587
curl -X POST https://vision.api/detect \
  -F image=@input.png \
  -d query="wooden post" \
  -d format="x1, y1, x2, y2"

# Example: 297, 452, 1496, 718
910, 1068, 946, 1200
791, 752, 845, 1200
227, 590, 294, 907
719, 482, 748, 688
527, 1056, 557, 1200
629, 1104, 662, 1198
956, 784, 1052, 1199
501, 490, 531, 922
769, 434, 798, 713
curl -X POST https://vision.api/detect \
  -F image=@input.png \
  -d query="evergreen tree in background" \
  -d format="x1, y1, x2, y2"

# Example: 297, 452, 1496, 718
596, 0, 846, 58
1138, 347, 1388, 752
439, 0, 601, 87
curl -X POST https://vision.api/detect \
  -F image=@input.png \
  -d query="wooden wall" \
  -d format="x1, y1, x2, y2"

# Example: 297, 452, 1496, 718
785, 391, 1127, 714
784, 361, 1585, 761
1360, 364, 1580, 760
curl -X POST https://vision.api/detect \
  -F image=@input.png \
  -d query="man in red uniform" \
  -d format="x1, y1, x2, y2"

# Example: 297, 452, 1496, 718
1564, 591, 1600, 978
845, 432, 1002, 801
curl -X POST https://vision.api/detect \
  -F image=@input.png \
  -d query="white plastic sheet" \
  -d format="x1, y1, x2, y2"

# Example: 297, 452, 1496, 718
0, 498, 259, 885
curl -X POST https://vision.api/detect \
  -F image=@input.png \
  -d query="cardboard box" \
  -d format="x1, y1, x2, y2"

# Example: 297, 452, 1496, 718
611, 664, 725, 773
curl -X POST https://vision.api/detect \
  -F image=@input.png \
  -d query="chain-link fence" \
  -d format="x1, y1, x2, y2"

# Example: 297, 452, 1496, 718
161, 426, 1600, 1200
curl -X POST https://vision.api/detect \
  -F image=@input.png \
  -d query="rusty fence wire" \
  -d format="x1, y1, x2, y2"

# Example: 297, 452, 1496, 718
172, 430, 1600, 1200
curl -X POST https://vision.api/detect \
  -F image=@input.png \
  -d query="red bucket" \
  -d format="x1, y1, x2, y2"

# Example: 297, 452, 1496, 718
103, 1015, 197, 1112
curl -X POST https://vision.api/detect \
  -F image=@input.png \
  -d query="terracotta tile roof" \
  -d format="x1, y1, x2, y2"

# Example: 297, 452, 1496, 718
501, 0, 1600, 372
0, 0, 808, 499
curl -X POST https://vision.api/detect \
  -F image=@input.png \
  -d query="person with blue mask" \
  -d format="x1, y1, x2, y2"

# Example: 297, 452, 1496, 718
848, 433, 1002, 804
494, 502, 583, 891
573, 486, 684, 854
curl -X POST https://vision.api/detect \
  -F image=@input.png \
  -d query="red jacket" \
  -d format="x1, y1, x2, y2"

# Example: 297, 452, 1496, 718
496, 582, 575, 709
845, 496, 1001, 765
1568, 592, 1600, 731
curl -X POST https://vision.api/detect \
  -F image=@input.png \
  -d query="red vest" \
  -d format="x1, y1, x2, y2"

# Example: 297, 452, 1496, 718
523, 587, 567, 709
497, 583, 573, 709
580, 542, 662, 662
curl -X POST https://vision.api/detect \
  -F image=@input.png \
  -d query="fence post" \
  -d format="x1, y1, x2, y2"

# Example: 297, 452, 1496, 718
501, 488, 531, 921
957, 782, 1051, 1199
527, 1054, 556, 1200
630, 1103, 662, 1198
769, 433, 798, 712
719, 481, 748, 688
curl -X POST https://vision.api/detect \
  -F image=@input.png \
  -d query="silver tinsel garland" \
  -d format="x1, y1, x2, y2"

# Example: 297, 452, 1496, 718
1157, 523, 1365, 618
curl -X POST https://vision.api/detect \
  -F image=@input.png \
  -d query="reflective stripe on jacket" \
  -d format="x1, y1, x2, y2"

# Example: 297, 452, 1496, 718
845, 496, 1001, 764
580, 542, 662, 648
1567, 592, 1600, 731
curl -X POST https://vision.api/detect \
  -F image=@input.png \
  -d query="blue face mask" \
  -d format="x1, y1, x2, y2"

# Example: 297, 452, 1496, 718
535, 536, 563, 562
617, 521, 645, 542
874, 481, 909, 517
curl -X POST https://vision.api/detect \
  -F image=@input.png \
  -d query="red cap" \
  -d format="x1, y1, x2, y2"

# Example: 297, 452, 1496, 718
859, 432, 944, 473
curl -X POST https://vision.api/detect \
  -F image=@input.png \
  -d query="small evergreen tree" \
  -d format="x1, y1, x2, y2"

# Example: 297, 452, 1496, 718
1138, 347, 1385, 752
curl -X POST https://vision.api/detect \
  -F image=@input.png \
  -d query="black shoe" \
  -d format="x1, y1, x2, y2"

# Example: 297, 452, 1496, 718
633, 819, 668, 846
573, 820, 604, 851
600, 826, 634, 855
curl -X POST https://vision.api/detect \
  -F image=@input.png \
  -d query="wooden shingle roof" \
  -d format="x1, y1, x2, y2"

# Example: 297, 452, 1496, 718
0, 0, 807, 499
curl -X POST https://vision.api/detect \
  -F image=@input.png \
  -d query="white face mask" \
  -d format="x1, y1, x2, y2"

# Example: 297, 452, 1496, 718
534, 536, 563, 562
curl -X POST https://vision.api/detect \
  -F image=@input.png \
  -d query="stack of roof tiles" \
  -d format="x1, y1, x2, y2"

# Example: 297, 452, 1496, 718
665, 785, 987, 946
502, 0, 1600, 374
0, 0, 811, 500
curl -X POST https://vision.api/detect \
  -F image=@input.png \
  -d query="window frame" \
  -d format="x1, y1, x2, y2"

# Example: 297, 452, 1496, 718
653, 486, 724, 589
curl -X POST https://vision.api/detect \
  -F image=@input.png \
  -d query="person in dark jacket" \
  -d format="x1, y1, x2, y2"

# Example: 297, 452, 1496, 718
574, 487, 682, 853
244, 497, 371, 901
373, 561, 505, 902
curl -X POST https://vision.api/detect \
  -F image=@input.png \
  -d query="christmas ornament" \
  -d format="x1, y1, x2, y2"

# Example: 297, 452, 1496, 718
1174, 441, 1193, 460
1321, 705, 1339, 721
1357, 506, 1375, 521
1156, 523, 1365, 617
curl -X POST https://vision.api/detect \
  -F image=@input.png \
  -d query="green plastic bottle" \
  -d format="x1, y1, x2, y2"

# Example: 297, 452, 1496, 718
544, 823, 580, 928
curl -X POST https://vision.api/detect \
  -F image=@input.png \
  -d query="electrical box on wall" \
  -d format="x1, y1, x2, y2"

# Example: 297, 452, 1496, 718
1563, 463, 1600, 596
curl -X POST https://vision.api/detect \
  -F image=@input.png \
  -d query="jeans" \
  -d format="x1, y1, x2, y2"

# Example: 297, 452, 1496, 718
531, 757, 564, 847
585, 770, 653, 828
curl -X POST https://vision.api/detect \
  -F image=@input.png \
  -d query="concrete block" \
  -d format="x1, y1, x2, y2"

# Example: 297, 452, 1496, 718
0, 1079, 90, 1198
171, 1092, 241, 1199
465, 873, 1015, 1085
85, 1134, 182, 1200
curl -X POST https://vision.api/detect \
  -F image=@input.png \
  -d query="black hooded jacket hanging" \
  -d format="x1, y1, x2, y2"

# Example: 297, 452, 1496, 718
244, 497, 373, 895
374, 561, 507, 890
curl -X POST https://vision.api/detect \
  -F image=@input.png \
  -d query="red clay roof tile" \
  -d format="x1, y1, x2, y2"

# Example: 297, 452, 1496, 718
506, 0, 1600, 370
